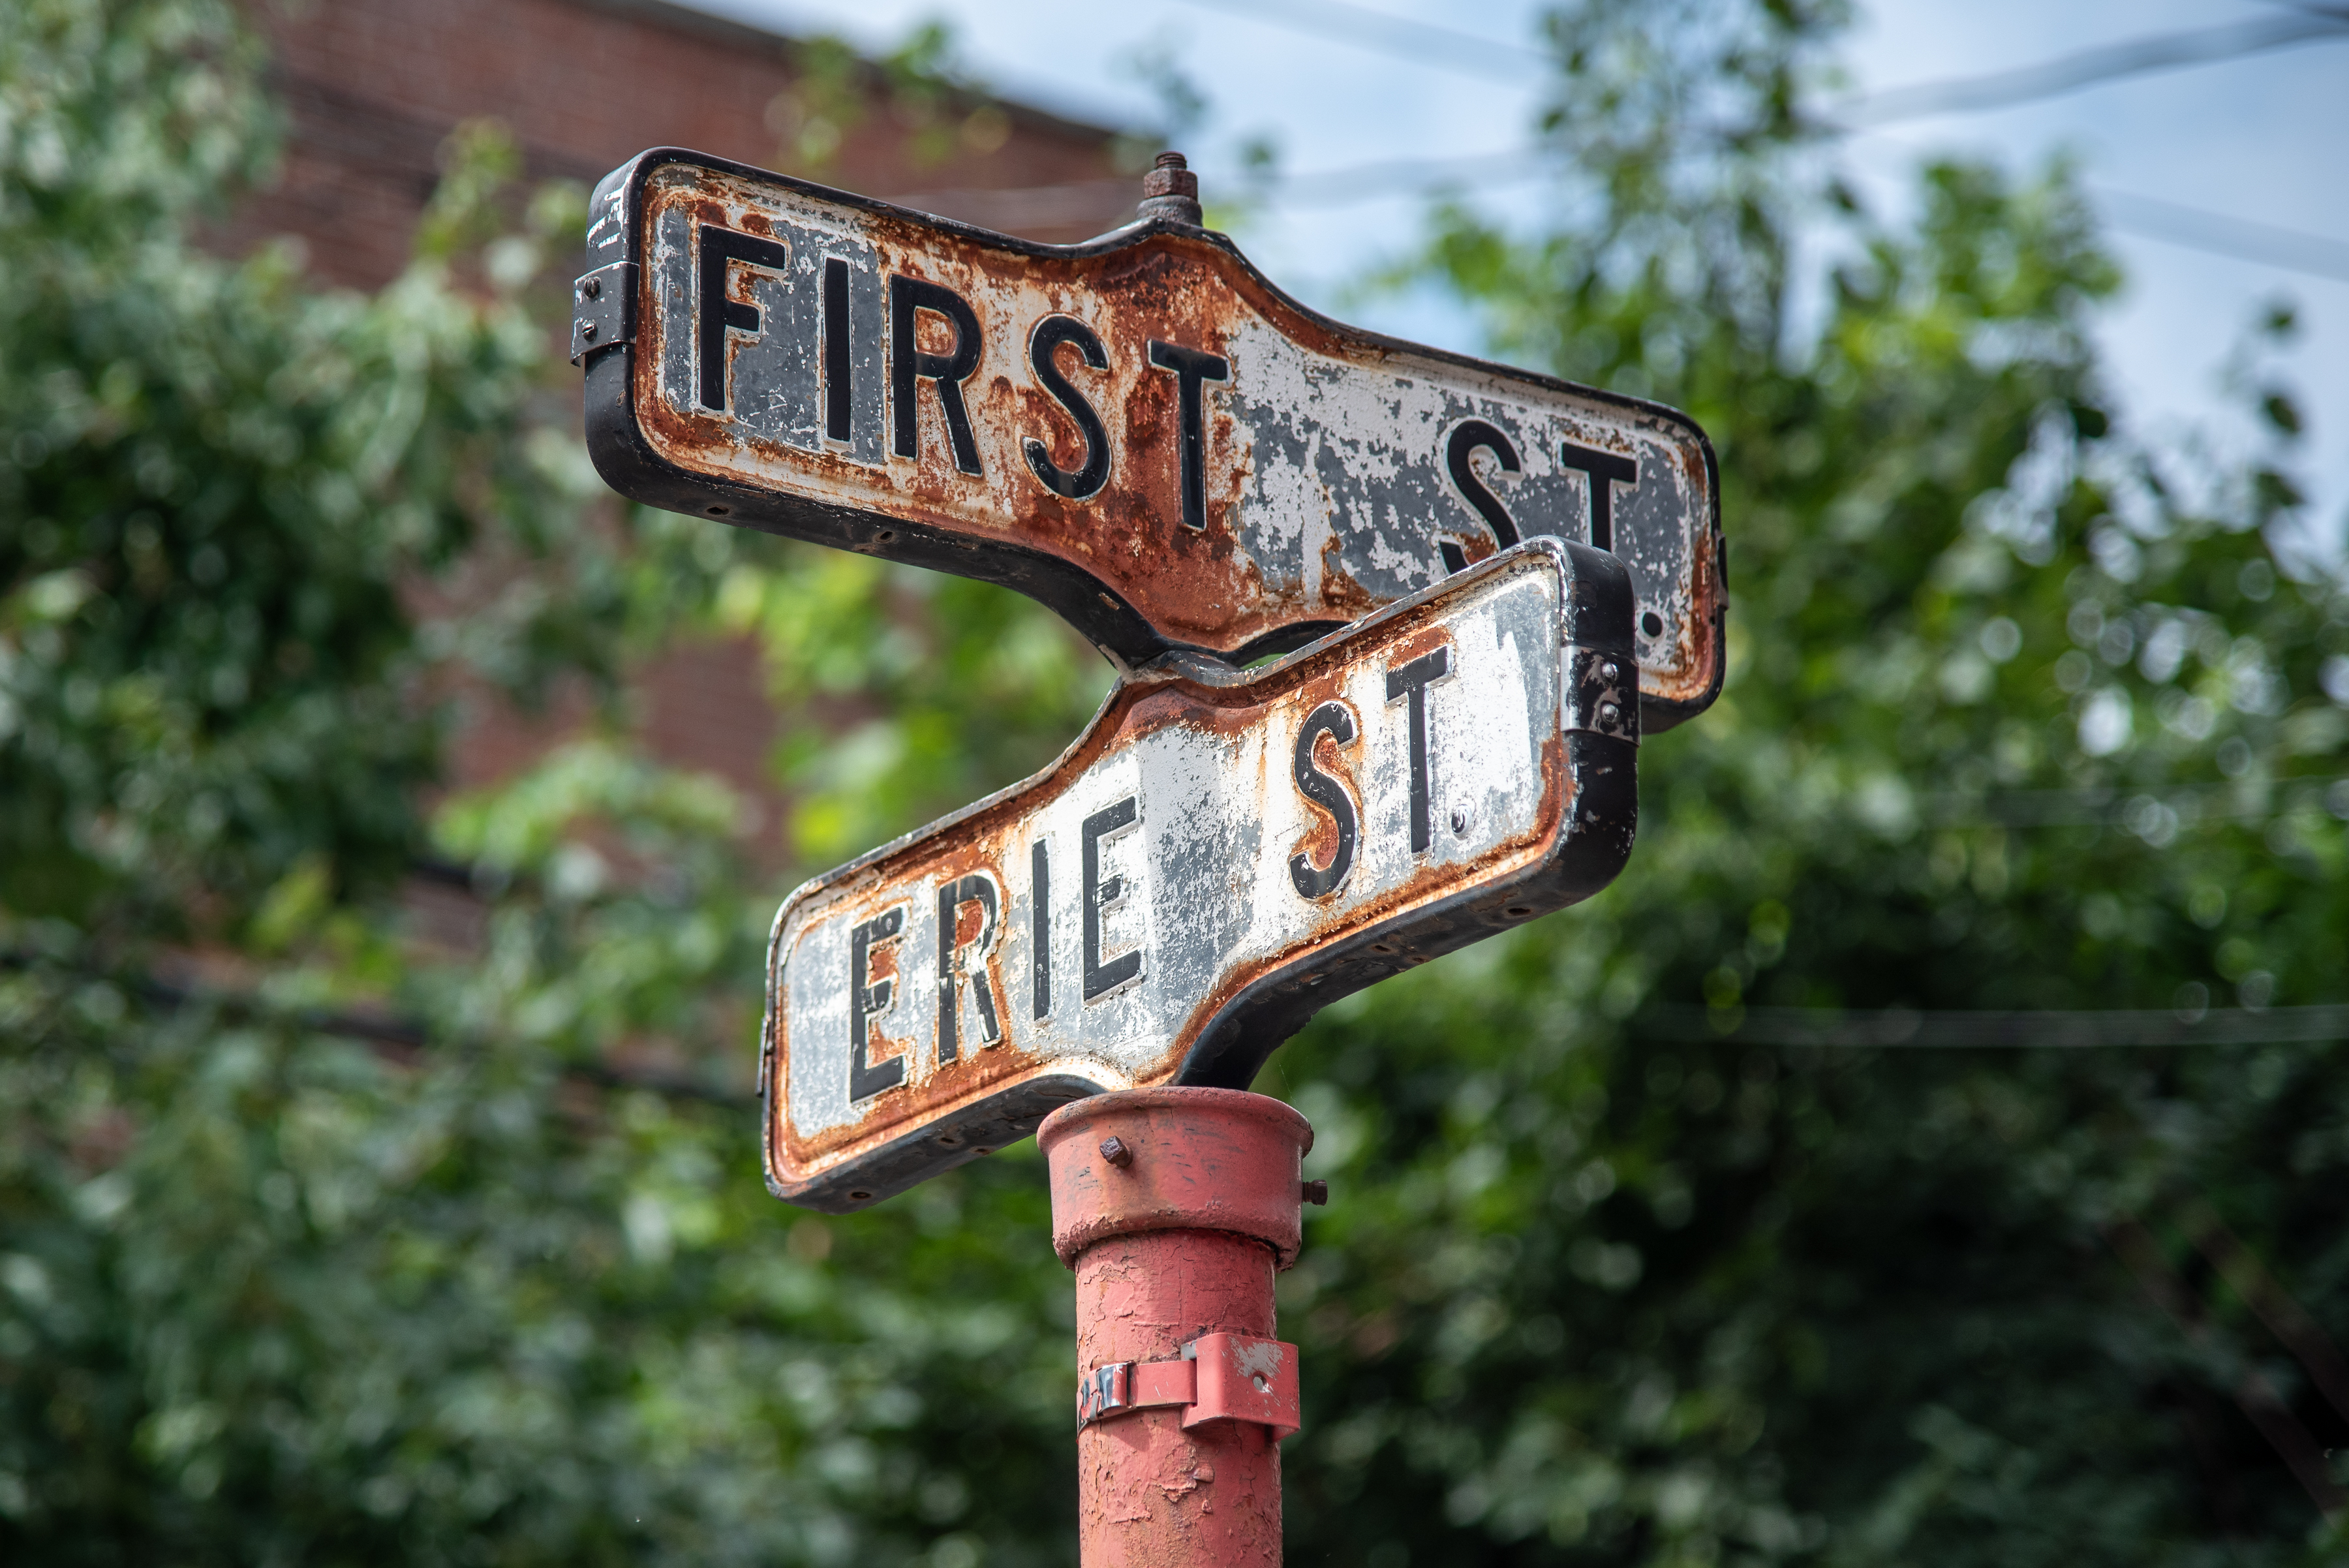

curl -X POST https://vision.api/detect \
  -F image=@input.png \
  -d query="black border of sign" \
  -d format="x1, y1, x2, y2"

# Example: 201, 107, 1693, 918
759, 538, 1640, 1213
579, 146, 1726, 731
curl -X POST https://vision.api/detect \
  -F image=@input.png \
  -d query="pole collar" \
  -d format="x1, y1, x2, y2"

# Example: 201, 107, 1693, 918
1038, 1087, 1313, 1268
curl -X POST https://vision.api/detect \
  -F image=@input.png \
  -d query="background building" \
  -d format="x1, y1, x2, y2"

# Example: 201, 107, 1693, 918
240, 0, 1137, 288
230, 0, 1143, 857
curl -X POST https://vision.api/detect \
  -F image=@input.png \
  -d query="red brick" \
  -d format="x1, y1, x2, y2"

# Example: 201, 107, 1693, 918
225, 0, 1139, 877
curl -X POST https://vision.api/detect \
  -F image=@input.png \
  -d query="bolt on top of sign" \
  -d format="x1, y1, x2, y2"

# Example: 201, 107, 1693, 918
577, 148, 1724, 729
760, 538, 1638, 1212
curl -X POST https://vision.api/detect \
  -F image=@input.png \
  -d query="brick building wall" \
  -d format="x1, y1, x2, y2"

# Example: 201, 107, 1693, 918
242, 0, 1138, 288
233, 0, 1141, 869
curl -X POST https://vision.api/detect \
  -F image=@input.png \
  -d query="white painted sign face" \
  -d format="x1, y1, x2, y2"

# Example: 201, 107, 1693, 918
577, 149, 1725, 731
760, 539, 1641, 1211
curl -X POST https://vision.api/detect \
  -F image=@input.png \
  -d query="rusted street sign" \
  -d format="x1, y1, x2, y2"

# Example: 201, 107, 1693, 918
759, 538, 1636, 1210
577, 148, 1723, 729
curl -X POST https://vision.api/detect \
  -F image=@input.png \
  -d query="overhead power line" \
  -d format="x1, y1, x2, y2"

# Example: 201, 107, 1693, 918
1165, 0, 2349, 125
2099, 188, 2349, 284
1644, 1002, 2349, 1049
1168, 0, 1541, 82
900, 157, 2349, 289
1267, 155, 2349, 289
1270, 147, 1544, 206
1828, 10, 2349, 127
885, 9, 2349, 286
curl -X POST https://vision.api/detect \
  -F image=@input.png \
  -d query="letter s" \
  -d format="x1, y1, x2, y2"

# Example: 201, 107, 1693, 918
1024, 316, 1112, 499
1288, 701, 1359, 899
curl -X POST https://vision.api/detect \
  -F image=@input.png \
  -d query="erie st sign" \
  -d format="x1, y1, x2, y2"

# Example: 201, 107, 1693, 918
759, 538, 1638, 1211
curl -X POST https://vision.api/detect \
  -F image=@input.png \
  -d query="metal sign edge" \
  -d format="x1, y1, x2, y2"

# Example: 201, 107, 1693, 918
579, 146, 1723, 729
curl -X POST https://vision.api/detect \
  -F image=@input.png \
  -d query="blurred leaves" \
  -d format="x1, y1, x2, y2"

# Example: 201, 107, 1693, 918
765, 20, 1005, 178
714, 549, 1109, 865
1274, 4, 2349, 1563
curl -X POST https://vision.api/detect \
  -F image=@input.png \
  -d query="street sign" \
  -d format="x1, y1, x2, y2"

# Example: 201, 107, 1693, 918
577, 148, 1723, 730
759, 537, 1637, 1211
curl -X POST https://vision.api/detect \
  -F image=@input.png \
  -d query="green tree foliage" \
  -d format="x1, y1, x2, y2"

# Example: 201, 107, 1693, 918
1277, 3, 2349, 1563
3, 0, 2346, 1564
1, 3, 1081, 1561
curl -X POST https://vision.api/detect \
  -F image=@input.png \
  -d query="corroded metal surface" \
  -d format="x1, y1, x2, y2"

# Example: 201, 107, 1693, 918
582, 147, 1725, 729
1042, 1088, 1309, 1568
1040, 1088, 1313, 1268
759, 538, 1636, 1211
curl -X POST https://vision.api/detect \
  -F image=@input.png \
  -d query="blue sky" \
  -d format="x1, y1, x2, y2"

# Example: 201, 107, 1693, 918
684, 0, 2349, 552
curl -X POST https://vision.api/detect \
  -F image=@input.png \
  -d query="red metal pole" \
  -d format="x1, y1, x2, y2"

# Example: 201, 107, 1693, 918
1039, 1087, 1314, 1568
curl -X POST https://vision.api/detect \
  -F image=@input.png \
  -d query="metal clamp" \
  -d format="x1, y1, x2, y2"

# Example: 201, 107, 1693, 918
1075, 1332, 1300, 1439
570, 261, 637, 363
1564, 645, 1638, 743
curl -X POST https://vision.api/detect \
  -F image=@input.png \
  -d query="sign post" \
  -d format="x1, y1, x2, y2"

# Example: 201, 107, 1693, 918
575, 148, 1722, 1565
1043, 1088, 1312, 1568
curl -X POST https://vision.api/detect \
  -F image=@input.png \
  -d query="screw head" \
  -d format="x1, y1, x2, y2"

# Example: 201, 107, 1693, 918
1099, 1135, 1133, 1169
1597, 700, 1620, 727
580, 322, 598, 341
581, 275, 601, 298
1450, 808, 1468, 835
1599, 658, 1620, 686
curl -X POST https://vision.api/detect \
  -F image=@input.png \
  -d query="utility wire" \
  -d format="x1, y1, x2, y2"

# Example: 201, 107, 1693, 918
1644, 1002, 2349, 1048
2260, 0, 2349, 24
1227, 145, 2349, 289
1166, 0, 2349, 125
1268, 147, 1545, 206
1168, 0, 1542, 82
2099, 188, 2349, 284
1827, 10, 2349, 127
899, 10, 2349, 284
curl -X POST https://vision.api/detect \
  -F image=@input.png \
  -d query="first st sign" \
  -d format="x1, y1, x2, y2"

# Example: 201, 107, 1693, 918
577, 149, 1724, 729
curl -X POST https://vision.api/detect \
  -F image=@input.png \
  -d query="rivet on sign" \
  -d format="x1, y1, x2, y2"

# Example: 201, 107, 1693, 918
1597, 701, 1620, 727
1252, 1376, 1270, 1392
581, 276, 600, 298
1099, 1135, 1133, 1169
1599, 658, 1620, 686
1451, 809, 1468, 836
1301, 1179, 1328, 1205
